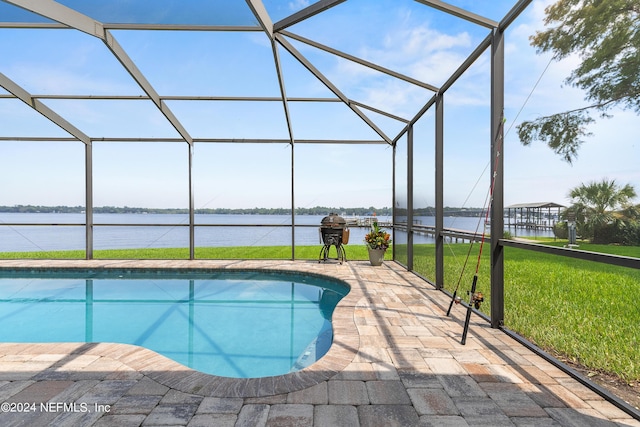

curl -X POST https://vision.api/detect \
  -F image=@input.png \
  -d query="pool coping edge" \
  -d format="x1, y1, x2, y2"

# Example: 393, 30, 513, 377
0, 259, 362, 398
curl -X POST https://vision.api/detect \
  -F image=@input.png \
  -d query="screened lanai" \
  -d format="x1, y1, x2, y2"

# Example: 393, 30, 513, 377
2, 1, 640, 418
2, 0, 640, 330
0, 0, 525, 271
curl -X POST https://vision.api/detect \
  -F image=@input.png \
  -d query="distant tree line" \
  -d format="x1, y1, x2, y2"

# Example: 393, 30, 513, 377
0, 205, 485, 217
0, 205, 392, 216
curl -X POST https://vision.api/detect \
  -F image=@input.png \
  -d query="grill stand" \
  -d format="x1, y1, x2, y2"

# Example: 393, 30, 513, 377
318, 233, 347, 264
318, 213, 348, 264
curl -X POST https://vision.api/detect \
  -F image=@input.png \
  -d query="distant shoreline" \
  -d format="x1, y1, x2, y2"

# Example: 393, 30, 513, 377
0, 205, 485, 217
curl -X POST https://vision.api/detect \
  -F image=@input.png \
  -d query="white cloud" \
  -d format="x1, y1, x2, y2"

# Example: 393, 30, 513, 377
12, 65, 136, 95
319, 17, 479, 118
288, 0, 310, 11
359, 23, 473, 84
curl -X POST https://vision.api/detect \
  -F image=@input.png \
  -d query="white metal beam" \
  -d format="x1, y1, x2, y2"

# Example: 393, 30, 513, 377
276, 35, 393, 145
414, 0, 498, 29
394, 32, 493, 144
281, 31, 439, 92
0, 72, 91, 144
274, 0, 346, 32
0, 136, 389, 144
6, 0, 193, 145
499, 0, 534, 32
351, 101, 410, 124
271, 42, 295, 144
103, 31, 193, 144
4, 0, 104, 36
245, 0, 273, 39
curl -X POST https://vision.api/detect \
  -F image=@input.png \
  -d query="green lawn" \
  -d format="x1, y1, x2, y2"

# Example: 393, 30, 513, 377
1, 240, 638, 382
411, 240, 640, 382
0, 245, 389, 261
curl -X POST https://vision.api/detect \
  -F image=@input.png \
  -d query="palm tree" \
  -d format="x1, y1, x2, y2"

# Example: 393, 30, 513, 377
567, 179, 637, 243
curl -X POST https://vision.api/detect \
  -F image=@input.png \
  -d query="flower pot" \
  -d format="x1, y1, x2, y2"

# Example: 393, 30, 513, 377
367, 248, 386, 266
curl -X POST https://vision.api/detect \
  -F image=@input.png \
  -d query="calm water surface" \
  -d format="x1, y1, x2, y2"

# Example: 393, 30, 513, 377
0, 269, 349, 378
0, 213, 553, 252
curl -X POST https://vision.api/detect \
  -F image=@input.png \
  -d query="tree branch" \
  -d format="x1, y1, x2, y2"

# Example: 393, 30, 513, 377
530, 96, 629, 122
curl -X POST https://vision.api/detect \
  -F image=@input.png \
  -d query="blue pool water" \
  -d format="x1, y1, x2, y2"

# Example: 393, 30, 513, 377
0, 269, 349, 378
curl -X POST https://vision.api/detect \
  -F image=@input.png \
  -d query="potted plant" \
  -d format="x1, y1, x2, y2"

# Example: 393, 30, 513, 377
364, 220, 391, 266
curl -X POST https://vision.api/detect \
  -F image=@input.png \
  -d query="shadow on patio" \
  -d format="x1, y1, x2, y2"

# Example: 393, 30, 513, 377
0, 259, 637, 426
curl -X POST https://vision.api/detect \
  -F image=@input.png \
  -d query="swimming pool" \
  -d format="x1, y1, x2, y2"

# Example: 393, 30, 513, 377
0, 268, 349, 378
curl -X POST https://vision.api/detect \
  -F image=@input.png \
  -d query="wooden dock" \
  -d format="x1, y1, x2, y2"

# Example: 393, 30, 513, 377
390, 224, 484, 244
343, 216, 392, 228
344, 217, 479, 243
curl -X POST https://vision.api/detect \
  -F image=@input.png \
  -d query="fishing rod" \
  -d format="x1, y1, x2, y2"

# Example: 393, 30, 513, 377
449, 52, 548, 339
460, 202, 492, 345
445, 225, 480, 316
449, 116, 505, 345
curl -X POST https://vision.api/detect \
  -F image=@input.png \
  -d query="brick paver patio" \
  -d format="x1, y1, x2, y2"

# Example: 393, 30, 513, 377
0, 259, 637, 426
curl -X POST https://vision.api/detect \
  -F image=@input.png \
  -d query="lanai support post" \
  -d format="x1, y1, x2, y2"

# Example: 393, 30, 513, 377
490, 28, 505, 328
435, 93, 444, 289
291, 142, 296, 260
85, 142, 93, 260
392, 142, 398, 262
407, 125, 414, 270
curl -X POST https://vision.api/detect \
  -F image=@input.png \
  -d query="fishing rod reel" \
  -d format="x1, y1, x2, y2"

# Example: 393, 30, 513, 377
460, 275, 481, 345
451, 291, 483, 309
468, 290, 484, 309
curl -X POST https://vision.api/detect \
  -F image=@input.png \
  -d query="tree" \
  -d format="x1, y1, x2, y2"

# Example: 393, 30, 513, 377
517, 0, 640, 163
567, 179, 638, 243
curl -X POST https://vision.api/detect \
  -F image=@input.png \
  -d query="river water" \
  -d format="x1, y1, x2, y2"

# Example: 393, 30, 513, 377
0, 213, 553, 252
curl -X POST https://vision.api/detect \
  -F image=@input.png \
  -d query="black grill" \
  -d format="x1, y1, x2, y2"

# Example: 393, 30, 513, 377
319, 213, 348, 264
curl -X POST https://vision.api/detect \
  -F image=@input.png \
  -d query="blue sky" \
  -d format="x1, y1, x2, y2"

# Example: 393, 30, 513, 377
0, 0, 638, 210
